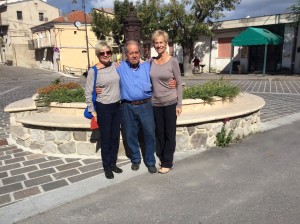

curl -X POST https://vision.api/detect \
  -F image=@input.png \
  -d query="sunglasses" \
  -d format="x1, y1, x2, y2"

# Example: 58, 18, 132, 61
99, 51, 112, 56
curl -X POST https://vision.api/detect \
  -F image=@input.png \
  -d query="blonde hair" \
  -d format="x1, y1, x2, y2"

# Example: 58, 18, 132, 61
95, 41, 111, 56
151, 30, 169, 44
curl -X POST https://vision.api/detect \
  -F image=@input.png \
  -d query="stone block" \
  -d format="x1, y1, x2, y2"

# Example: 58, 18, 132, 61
10, 125, 29, 141
2, 174, 26, 185
0, 139, 8, 146
44, 131, 55, 141
0, 183, 23, 194
73, 131, 87, 141
29, 142, 43, 150
42, 141, 58, 154
53, 169, 80, 180
28, 168, 56, 178
78, 162, 102, 173
187, 126, 196, 135
176, 132, 190, 151
0, 171, 8, 179
234, 127, 244, 140
77, 142, 95, 155
13, 186, 41, 200
30, 128, 44, 143
0, 163, 22, 173
243, 124, 252, 136
190, 132, 208, 149
10, 165, 38, 176
4, 157, 25, 165
24, 175, 53, 188
56, 161, 82, 171
0, 194, 11, 206
207, 136, 217, 147
39, 159, 65, 169
41, 179, 69, 192
68, 169, 101, 183
196, 123, 212, 130
58, 142, 76, 154
23, 158, 48, 167
55, 130, 71, 141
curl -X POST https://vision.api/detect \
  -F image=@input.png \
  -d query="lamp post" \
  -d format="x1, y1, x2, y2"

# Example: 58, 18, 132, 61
72, 0, 90, 69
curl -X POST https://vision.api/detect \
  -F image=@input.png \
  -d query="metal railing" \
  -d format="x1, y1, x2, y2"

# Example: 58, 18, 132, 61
63, 65, 87, 77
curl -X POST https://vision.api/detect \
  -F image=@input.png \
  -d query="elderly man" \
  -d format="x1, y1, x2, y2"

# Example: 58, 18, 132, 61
117, 40, 157, 173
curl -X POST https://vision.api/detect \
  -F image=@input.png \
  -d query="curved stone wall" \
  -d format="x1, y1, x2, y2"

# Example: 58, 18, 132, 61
5, 93, 265, 157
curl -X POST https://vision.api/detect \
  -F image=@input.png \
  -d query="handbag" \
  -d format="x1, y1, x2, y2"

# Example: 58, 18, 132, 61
84, 66, 98, 119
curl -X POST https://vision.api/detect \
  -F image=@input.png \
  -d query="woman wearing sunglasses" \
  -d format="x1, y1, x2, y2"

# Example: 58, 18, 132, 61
85, 41, 122, 179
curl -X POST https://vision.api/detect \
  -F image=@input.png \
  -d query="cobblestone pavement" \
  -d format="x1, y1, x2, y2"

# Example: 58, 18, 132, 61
1, 65, 300, 209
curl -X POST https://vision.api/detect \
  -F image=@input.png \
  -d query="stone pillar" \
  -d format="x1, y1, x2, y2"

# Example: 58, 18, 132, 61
123, 2, 142, 59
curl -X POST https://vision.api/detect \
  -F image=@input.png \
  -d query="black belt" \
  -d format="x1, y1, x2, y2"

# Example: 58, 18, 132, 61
121, 98, 151, 105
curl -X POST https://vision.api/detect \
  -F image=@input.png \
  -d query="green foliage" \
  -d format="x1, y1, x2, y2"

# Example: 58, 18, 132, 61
183, 78, 240, 102
91, 0, 241, 64
192, 0, 241, 23
91, 0, 130, 44
37, 82, 85, 105
112, 0, 130, 44
215, 122, 235, 147
286, 0, 300, 26
91, 9, 114, 40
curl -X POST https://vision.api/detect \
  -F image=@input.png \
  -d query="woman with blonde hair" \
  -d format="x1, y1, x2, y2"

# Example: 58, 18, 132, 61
85, 41, 122, 179
150, 30, 182, 174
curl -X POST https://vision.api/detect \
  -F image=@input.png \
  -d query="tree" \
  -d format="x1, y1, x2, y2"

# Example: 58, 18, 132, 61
111, 0, 130, 45
91, 0, 240, 75
136, 0, 240, 75
192, 0, 241, 23
91, 0, 130, 45
286, 0, 300, 25
91, 9, 113, 40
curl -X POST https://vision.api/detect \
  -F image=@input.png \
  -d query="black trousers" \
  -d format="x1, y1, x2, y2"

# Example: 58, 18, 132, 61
96, 101, 121, 171
153, 103, 177, 168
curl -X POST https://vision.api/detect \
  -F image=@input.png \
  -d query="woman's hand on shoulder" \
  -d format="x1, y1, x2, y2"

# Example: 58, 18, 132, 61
115, 60, 122, 67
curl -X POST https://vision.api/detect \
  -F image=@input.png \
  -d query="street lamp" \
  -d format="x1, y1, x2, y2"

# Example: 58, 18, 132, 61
72, 0, 90, 69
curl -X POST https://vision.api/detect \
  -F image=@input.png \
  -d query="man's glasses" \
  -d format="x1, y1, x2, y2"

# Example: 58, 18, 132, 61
99, 51, 112, 56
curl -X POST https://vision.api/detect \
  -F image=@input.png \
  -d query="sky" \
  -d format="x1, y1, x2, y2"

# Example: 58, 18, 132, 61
47, 0, 297, 21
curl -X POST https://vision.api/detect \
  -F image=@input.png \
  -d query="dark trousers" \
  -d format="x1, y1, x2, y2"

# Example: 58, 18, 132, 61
96, 101, 121, 171
153, 103, 177, 168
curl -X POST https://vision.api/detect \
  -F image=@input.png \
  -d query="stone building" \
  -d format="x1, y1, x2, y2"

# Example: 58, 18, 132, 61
31, 10, 98, 75
0, 0, 59, 67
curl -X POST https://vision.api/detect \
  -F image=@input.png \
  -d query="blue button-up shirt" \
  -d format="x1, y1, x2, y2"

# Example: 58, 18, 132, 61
117, 60, 152, 101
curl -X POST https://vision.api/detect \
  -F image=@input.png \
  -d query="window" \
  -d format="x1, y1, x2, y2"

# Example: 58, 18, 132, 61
218, 37, 233, 58
39, 13, 44, 21
17, 11, 23, 20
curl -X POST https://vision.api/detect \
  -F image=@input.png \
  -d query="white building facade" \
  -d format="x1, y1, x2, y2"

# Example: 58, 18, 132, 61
195, 14, 300, 74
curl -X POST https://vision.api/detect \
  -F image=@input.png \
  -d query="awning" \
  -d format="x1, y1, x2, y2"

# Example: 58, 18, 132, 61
230, 27, 283, 76
232, 27, 283, 46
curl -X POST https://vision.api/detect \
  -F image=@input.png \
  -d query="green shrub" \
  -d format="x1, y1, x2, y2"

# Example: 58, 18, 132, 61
37, 82, 85, 105
215, 121, 236, 147
183, 78, 240, 102
37, 77, 240, 105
